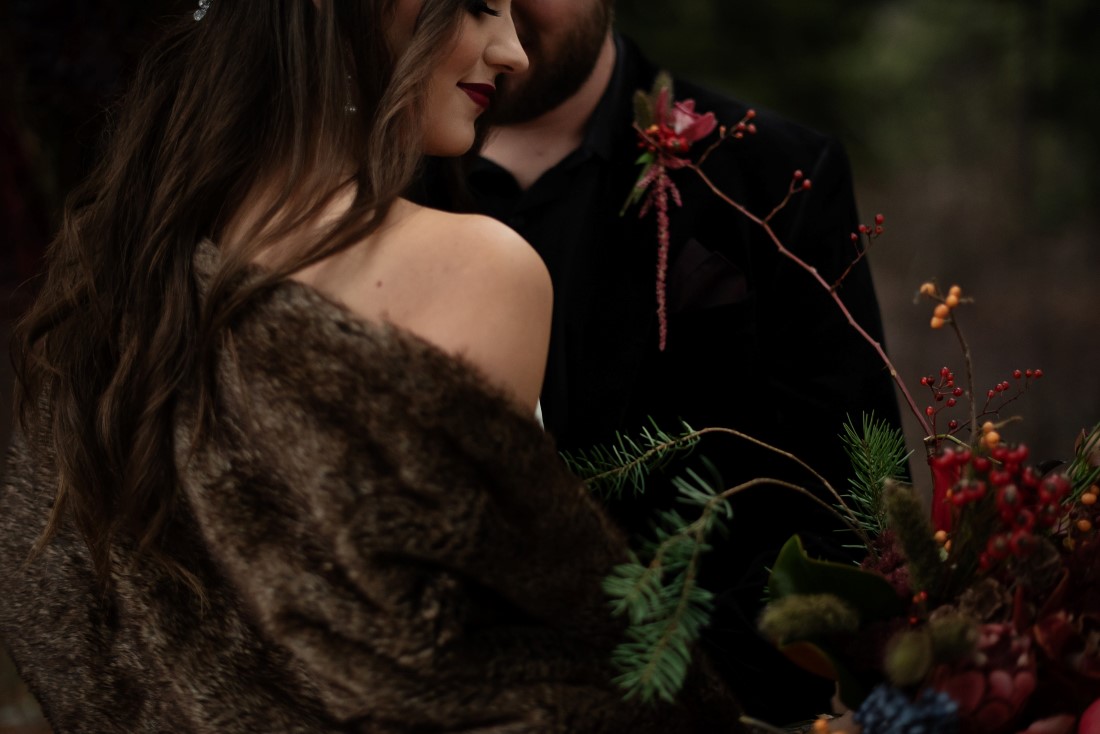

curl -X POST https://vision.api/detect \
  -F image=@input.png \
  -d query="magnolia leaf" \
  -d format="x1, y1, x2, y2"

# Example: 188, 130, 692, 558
767, 535, 905, 622
777, 640, 873, 709
779, 640, 836, 680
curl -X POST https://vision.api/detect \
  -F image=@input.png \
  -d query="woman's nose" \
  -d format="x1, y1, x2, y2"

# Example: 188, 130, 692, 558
487, 13, 529, 74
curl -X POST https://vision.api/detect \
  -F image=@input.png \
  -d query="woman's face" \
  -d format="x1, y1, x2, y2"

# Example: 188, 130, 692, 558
396, 0, 528, 156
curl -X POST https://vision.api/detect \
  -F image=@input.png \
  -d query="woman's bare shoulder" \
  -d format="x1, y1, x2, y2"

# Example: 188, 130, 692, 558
410, 205, 545, 278
389, 203, 553, 410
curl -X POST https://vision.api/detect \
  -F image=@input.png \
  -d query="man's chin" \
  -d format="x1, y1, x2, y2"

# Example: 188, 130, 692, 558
487, 85, 556, 126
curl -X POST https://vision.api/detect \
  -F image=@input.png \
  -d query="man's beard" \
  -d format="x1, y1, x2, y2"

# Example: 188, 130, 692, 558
486, 2, 613, 125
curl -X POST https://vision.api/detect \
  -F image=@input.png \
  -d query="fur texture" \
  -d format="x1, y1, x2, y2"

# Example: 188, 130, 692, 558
0, 242, 743, 732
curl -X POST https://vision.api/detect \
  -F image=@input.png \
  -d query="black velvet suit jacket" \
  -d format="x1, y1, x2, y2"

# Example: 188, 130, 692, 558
437, 36, 905, 725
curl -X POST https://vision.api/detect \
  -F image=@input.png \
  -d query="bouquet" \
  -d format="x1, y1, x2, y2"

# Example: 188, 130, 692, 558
567, 74, 1100, 734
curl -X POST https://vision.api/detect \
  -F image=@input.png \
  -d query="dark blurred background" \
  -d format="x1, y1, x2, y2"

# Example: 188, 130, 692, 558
2, 0, 1098, 727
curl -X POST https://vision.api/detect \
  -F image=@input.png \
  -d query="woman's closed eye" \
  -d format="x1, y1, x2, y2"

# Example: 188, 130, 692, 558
468, 0, 501, 17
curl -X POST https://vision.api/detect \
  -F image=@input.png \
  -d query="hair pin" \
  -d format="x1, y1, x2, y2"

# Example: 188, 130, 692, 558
194, 0, 211, 21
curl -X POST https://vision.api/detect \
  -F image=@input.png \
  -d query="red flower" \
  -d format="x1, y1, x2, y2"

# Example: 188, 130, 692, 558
648, 88, 717, 168
931, 455, 962, 533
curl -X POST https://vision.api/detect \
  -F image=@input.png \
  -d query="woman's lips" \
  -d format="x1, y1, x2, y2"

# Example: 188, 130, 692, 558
457, 83, 495, 109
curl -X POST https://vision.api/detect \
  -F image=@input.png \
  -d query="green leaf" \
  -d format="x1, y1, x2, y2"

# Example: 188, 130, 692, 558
767, 535, 905, 622
633, 89, 655, 129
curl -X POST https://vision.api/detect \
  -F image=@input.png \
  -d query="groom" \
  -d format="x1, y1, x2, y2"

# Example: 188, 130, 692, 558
436, 0, 904, 724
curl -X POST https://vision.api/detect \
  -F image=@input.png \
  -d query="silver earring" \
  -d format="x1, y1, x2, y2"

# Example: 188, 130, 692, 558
345, 74, 357, 114
194, 0, 211, 21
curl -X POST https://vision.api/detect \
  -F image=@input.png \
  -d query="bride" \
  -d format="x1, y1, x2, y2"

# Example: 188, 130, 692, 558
1, 0, 743, 731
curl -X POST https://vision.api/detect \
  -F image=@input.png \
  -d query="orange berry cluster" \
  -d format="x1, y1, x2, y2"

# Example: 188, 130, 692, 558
981, 420, 1001, 450
812, 717, 848, 734
918, 282, 963, 329
1077, 484, 1099, 533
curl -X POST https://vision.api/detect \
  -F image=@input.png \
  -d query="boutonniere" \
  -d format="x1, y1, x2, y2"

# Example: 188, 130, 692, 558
622, 72, 754, 351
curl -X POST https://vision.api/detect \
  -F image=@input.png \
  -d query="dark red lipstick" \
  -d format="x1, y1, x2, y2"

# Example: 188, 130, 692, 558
457, 82, 495, 109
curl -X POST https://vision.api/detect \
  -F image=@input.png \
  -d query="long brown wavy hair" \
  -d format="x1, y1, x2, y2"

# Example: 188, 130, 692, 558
12, 0, 474, 588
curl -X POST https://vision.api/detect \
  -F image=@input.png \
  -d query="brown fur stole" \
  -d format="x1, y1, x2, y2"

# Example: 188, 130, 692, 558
0, 243, 743, 732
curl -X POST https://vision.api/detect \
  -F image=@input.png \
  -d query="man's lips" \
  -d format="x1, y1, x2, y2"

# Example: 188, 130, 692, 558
457, 83, 495, 109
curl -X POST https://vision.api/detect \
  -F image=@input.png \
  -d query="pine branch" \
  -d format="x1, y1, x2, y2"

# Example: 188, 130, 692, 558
607, 467, 874, 704
561, 419, 700, 499
605, 478, 723, 703
839, 412, 911, 537
1068, 422, 1100, 500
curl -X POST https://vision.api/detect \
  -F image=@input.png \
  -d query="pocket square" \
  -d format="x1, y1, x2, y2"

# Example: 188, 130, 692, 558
668, 237, 750, 314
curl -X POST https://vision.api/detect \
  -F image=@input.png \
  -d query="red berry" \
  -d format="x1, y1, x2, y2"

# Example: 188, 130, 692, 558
973, 457, 991, 473
1037, 504, 1060, 527
948, 420, 959, 430
926, 406, 935, 417
1042, 476, 1069, 501
946, 398, 957, 408
1034, 369, 1043, 378
987, 534, 1010, 560
801, 179, 812, 191
920, 376, 930, 386
850, 233, 859, 242
952, 387, 963, 397
1009, 530, 1036, 557
997, 484, 1020, 508
874, 226, 884, 235
874, 213, 885, 225
793, 169, 803, 179
987, 390, 996, 399
1013, 370, 1023, 379
859, 224, 869, 234
941, 367, 950, 377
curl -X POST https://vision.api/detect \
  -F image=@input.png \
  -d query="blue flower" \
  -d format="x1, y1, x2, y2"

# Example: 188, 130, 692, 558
854, 684, 959, 734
